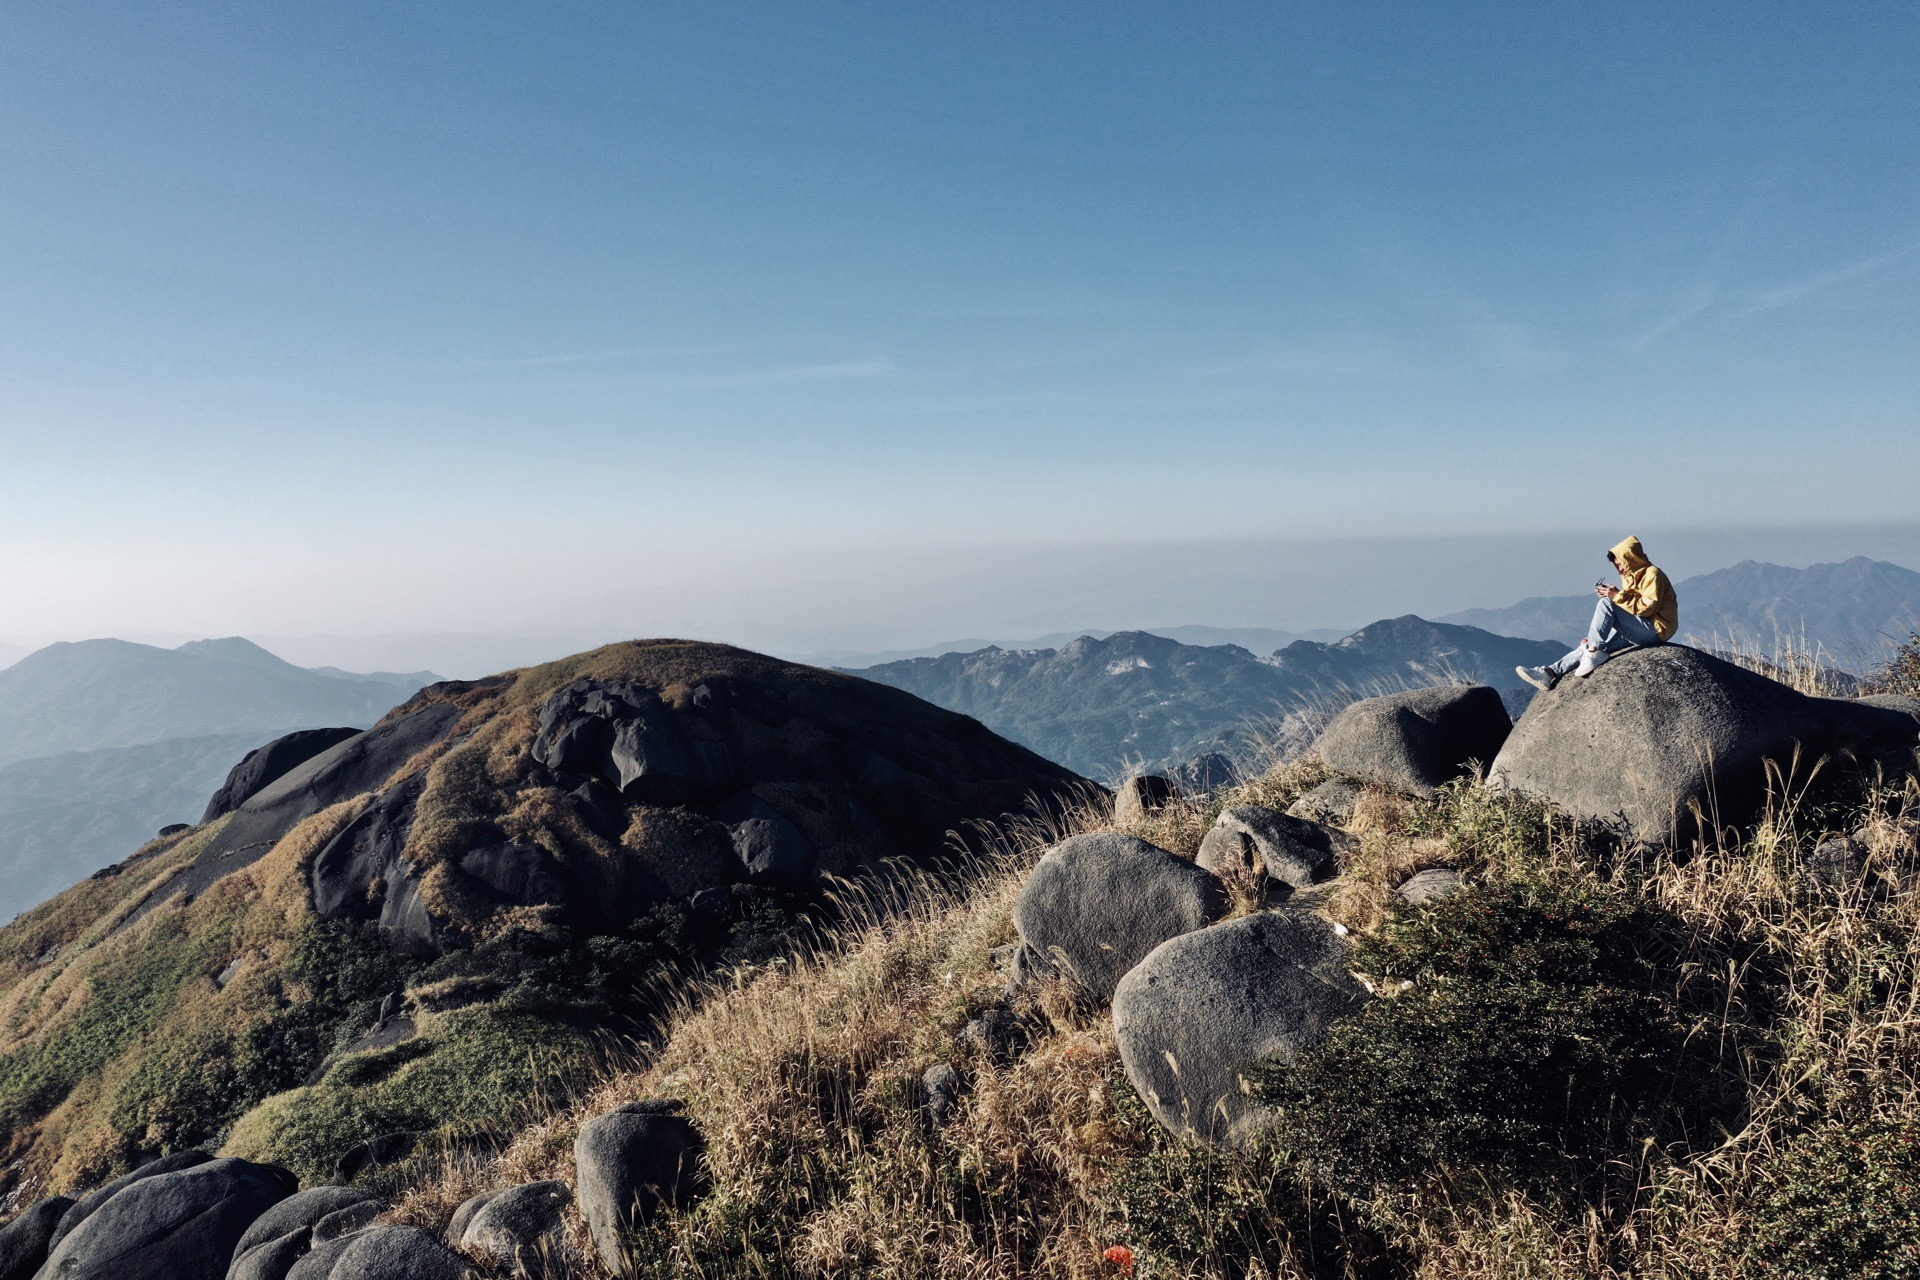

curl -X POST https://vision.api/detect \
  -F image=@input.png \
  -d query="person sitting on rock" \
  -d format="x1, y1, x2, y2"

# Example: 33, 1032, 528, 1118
1517, 535, 1678, 691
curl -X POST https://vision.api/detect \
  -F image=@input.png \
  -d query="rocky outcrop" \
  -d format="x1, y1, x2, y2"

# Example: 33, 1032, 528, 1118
1112, 912, 1367, 1146
1012, 833, 1228, 1002
317, 1225, 470, 1280
456, 1180, 569, 1274
1490, 646, 1920, 845
1317, 685, 1512, 796
574, 1101, 703, 1276
0, 1194, 71, 1280
37, 1156, 295, 1280
45, 1150, 213, 1253
533, 682, 734, 804
1285, 778, 1362, 826
202, 729, 364, 823
1114, 775, 1177, 824
230, 1187, 377, 1263
1195, 806, 1352, 892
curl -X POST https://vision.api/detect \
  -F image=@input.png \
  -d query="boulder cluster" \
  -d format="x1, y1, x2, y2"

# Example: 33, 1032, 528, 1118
990, 648, 1920, 1147
0, 1100, 703, 1280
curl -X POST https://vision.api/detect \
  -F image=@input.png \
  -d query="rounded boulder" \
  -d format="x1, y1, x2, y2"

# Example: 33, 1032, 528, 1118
1012, 833, 1228, 1003
36, 1156, 295, 1280
1489, 646, 1914, 846
574, 1101, 703, 1276
1112, 911, 1368, 1146
1317, 685, 1512, 796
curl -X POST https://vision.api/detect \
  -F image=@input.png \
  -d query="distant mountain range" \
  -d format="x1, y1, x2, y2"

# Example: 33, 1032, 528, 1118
0, 637, 437, 918
1441, 557, 1920, 672
848, 617, 1561, 781
798, 625, 1346, 671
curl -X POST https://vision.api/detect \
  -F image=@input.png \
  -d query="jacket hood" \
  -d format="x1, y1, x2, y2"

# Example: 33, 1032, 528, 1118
1609, 535, 1651, 572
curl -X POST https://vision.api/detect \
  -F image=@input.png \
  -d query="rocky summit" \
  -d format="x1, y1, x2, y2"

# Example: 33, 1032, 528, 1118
0, 640, 1084, 1200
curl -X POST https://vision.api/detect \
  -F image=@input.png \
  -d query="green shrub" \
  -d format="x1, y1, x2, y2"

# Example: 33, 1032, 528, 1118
1095, 1079, 1395, 1279
1750, 1114, 1920, 1280
1404, 779, 1556, 873
1253, 875, 1685, 1207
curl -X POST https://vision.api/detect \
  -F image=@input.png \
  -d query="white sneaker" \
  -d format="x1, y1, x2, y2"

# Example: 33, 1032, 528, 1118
1574, 643, 1608, 678
1515, 665, 1559, 692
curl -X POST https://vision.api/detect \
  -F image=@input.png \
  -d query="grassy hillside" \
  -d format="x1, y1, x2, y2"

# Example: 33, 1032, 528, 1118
363, 723, 1920, 1278
0, 639, 1083, 1203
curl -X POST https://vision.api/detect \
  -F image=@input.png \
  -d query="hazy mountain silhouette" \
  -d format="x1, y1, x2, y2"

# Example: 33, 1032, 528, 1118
848, 619, 1561, 780
1441, 558, 1920, 672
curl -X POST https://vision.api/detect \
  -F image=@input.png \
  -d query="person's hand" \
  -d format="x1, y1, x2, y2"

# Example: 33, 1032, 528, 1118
1596, 584, 1617, 598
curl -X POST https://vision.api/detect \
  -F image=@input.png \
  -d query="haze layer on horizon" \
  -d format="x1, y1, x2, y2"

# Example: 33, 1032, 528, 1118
3, 5, 1916, 675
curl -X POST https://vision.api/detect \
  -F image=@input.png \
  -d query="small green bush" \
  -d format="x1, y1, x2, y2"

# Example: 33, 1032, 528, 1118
1253, 875, 1684, 1206
1750, 1114, 1920, 1280
1404, 779, 1556, 872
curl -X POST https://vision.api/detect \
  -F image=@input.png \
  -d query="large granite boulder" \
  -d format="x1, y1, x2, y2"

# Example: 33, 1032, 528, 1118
0, 1194, 72, 1280
36, 1156, 294, 1280
1317, 685, 1512, 796
202, 728, 364, 823
230, 1187, 377, 1265
457, 1180, 569, 1273
1112, 912, 1367, 1146
1490, 646, 1920, 846
45, 1150, 213, 1253
574, 1101, 702, 1276
532, 681, 733, 803
143, 703, 466, 927
322, 1225, 470, 1280
1012, 833, 1228, 1003
1196, 806, 1352, 891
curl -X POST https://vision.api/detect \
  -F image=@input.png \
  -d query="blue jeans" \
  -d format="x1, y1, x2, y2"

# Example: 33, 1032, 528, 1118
1547, 598, 1664, 675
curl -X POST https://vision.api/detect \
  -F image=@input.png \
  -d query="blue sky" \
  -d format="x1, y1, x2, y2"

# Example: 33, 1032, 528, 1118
1, 3, 1916, 657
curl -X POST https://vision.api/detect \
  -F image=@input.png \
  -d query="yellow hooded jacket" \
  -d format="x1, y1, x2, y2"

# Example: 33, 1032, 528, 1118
1609, 536, 1678, 640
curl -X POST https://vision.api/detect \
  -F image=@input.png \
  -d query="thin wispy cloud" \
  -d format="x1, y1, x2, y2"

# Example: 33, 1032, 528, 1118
1736, 244, 1918, 316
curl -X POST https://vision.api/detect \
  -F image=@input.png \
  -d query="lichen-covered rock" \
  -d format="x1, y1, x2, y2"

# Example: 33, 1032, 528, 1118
458, 1180, 569, 1274
1195, 806, 1352, 892
1012, 833, 1228, 1002
574, 1101, 703, 1276
1113, 912, 1367, 1146
37, 1156, 295, 1280
1492, 646, 1920, 845
1318, 685, 1512, 796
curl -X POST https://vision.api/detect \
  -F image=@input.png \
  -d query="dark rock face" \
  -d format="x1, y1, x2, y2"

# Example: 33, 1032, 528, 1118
1114, 775, 1177, 824
1196, 806, 1352, 892
1490, 647, 1920, 846
0, 1194, 72, 1280
323, 1225, 471, 1280
533, 681, 732, 803
228, 1226, 310, 1280
153, 703, 464, 924
202, 728, 364, 823
46, 1149, 212, 1253
309, 778, 432, 952
720, 794, 815, 885
36, 1156, 295, 1280
458, 1180, 569, 1273
1317, 685, 1512, 796
231, 1187, 377, 1263
1113, 911, 1368, 1146
332, 1132, 416, 1184
573, 1101, 703, 1276
1012, 833, 1228, 1003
